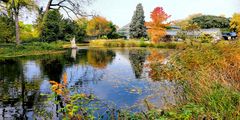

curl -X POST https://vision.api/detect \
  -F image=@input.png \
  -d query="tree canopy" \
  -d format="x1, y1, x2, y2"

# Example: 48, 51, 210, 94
191, 15, 230, 29
40, 9, 62, 42
230, 13, 240, 36
145, 7, 170, 43
173, 13, 203, 29
129, 3, 147, 39
1, 0, 36, 44
86, 16, 112, 37
0, 14, 15, 43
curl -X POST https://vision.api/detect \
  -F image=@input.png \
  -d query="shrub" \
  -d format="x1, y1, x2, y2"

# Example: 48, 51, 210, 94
198, 33, 213, 43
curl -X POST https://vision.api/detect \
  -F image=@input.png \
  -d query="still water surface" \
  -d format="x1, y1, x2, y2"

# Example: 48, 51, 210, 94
0, 48, 183, 119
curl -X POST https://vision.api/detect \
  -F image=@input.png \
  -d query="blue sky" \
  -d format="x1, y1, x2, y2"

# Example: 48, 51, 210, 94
23, 0, 240, 27
90, 0, 240, 27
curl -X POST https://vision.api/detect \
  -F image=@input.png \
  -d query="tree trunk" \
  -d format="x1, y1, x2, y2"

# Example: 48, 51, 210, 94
14, 11, 20, 45
45, 0, 53, 14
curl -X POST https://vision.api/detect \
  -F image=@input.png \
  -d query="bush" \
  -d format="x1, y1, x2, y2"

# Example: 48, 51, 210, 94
198, 33, 213, 43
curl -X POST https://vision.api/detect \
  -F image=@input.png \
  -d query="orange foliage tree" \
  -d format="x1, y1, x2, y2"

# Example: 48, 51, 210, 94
145, 7, 171, 43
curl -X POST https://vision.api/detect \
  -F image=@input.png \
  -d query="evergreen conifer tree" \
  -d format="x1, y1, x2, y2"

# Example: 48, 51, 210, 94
129, 3, 147, 39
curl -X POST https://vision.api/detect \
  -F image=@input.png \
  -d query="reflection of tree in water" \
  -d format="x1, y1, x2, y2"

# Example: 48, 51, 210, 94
129, 49, 147, 78
0, 59, 22, 82
41, 58, 64, 83
78, 49, 88, 65
40, 52, 83, 83
0, 59, 42, 119
0, 59, 23, 103
147, 50, 166, 81
87, 49, 116, 69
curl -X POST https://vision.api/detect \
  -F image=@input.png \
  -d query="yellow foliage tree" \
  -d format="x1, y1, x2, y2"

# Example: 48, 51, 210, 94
86, 16, 111, 37
230, 13, 240, 37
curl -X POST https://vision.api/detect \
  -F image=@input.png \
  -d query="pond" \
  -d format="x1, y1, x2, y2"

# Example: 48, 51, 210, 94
0, 47, 184, 119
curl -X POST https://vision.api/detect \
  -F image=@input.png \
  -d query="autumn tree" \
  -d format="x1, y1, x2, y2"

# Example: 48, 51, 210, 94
129, 3, 147, 38
230, 13, 240, 37
86, 16, 112, 37
145, 7, 170, 43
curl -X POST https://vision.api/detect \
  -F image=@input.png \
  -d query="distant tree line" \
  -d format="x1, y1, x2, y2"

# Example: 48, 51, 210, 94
0, 0, 118, 44
0, 1, 240, 44
190, 15, 230, 29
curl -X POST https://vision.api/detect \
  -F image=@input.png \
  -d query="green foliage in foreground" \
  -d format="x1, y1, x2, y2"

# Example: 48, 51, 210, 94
116, 86, 240, 120
0, 42, 66, 57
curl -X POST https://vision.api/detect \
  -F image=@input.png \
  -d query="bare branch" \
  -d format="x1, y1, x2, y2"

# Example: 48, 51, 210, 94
61, 7, 74, 20
44, 0, 94, 19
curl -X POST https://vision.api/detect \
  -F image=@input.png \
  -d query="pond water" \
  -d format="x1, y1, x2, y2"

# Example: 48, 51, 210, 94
0, 48, 183, 119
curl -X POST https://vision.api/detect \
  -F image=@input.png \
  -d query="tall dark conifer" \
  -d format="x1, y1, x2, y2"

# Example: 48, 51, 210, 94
129, 3, 147, 39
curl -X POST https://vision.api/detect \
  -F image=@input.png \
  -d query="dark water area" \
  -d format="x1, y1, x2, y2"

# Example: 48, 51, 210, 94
0, 48, 183, 119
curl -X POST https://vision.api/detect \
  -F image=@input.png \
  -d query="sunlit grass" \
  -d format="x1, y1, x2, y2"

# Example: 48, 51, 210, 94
0, 41, 67, 57
89, 39, 187, 49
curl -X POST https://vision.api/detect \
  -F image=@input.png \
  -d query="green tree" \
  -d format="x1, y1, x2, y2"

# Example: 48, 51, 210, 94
59, 19, 87, 42
191, 15, 230, 29
40, 9, 62, 42
75, 18, 88, 42
5, 0, 36, 45
0, 14, 15, 43
19, 22, 39, 42
107, 22, 119, 39
129, 3, 147, 39
59, 19, 76, 41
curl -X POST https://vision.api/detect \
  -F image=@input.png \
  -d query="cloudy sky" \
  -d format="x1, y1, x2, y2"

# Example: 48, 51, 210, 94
23, 0, 240, 27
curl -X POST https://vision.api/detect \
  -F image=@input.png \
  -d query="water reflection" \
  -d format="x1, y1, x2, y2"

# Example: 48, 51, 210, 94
0, 48, 183, 119
0, 59, 42, 119
87, 49, 116, 69
129, 49, 147, 78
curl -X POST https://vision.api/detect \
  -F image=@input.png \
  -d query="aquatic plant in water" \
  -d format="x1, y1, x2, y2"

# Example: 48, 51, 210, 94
49, 73, 96, 120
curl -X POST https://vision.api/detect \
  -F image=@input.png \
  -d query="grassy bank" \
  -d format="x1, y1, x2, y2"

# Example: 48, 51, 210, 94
89, 39, 187, 49
0, 42, 67, 58
128, 41, 240, 119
